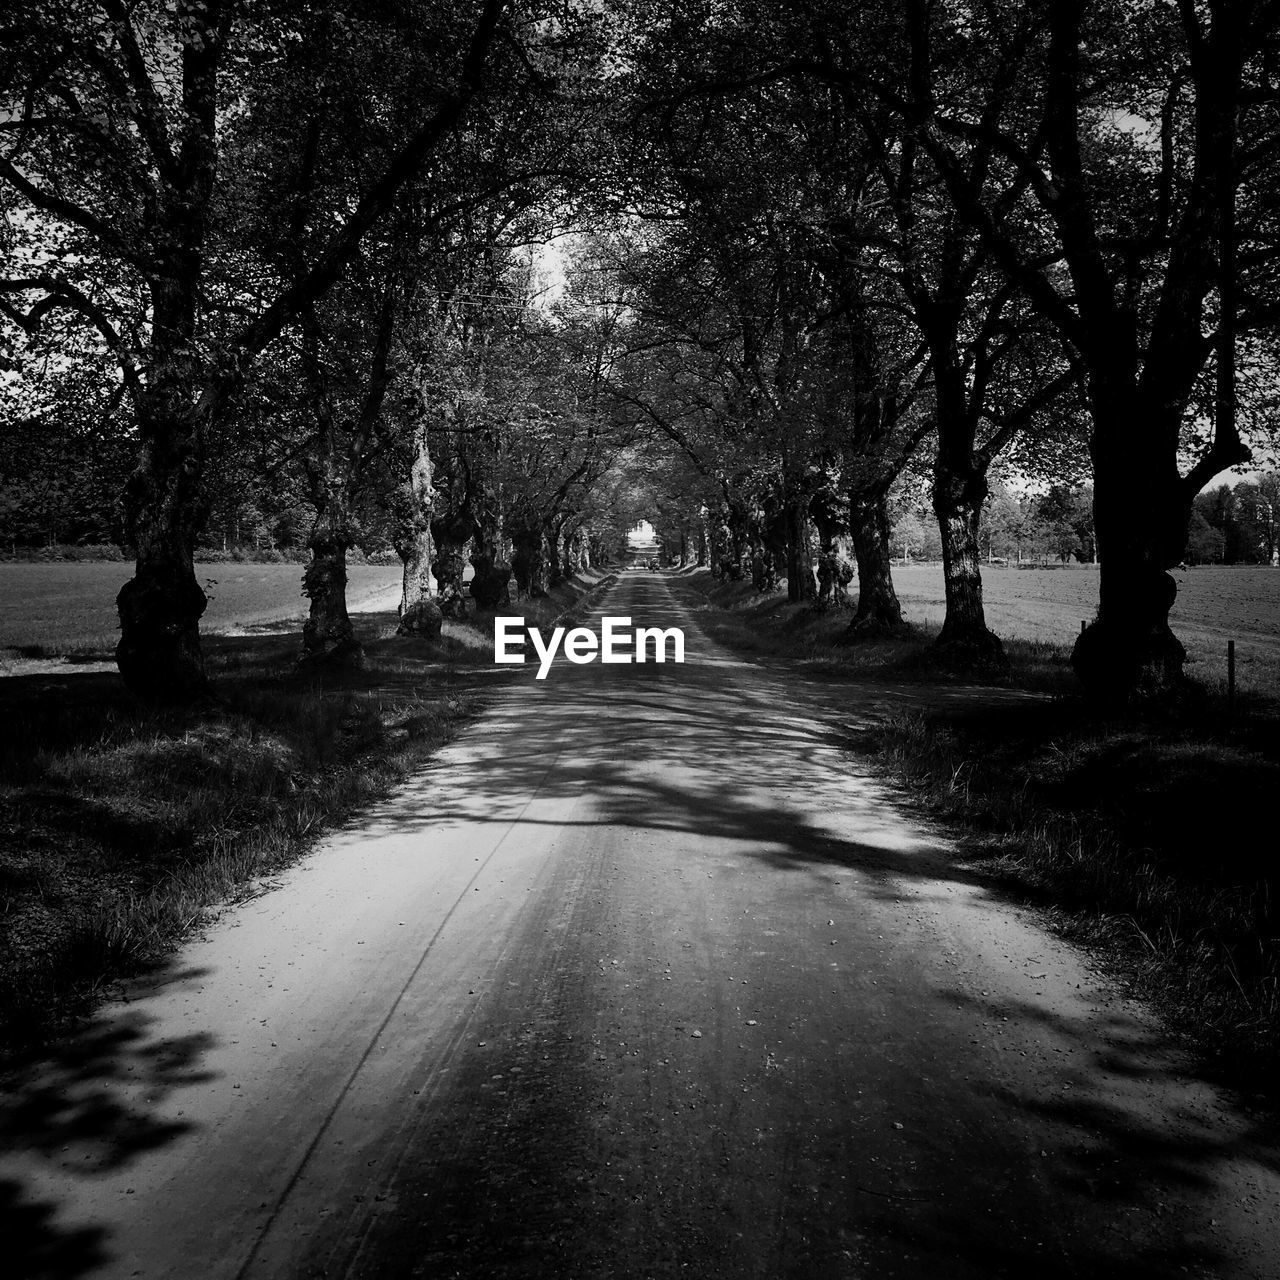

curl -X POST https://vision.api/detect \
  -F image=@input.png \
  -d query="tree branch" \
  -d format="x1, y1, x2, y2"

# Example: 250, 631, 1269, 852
0, 156, 148, 270
0, 275, 141, 391
217, 0, 509, 397
99, 0, 178, 177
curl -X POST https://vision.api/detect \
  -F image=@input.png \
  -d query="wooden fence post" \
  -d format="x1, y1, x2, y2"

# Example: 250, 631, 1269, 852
1228, 639, 1236, 718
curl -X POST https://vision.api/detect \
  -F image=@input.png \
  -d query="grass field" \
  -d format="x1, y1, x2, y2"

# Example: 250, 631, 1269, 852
0, 562, 403, 654
2, 560, 1275, 692
891, 563, 1280, 696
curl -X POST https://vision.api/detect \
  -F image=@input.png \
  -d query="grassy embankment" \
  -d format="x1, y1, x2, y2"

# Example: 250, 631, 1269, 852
680, 567, 1280, 1092
0, 569, 610, 1048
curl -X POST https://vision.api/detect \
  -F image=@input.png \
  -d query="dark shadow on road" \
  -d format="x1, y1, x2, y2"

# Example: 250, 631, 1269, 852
0, 971, 219, 1278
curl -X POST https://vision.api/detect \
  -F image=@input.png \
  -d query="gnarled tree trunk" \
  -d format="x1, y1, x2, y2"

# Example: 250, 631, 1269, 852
547, 521, 567, 589
396, 425, 442, 639
1072, 389, 1189, 700
302, 493, 362, 667
811, 488, 848, 610
468, 553, 511, 612
116, 396, 210, 699
720, 504, 748, 580
783, 498, 816, 603
931, 459, 1007, 672
469, 501, 511, 613
846, 486, 905, 634
749, 541, 772, 591
431, 509, 474, 619
561, 524, 586, 579
511, 523, 548, 598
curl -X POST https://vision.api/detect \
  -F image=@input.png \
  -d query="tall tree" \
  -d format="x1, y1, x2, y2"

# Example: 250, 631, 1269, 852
894, 0, 1280, 698
1, 0, 512, 697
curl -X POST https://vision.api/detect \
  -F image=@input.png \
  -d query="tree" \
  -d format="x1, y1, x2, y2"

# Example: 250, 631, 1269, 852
1036, 482, 1096, 563
891, 0, 1280, 698
1194, 472, 1280, 561
615, 25, 941, 614
1, 0, 514, 698
1186, 505, 1227, 563
1255, 471, 1280, 562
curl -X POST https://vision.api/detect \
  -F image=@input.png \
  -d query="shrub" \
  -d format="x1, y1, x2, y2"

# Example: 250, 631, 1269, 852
2, 543, 128, 562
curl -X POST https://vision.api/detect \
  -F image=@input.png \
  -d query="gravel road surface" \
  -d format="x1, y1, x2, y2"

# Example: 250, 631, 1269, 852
3, 571, 1277, 1279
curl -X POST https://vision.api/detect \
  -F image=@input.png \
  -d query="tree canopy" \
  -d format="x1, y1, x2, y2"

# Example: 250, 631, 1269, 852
4, 0, 1279, 703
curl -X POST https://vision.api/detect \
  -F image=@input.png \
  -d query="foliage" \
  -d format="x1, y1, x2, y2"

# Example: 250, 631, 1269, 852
1194, 472, 1280, 564
3, 0, 1280, 700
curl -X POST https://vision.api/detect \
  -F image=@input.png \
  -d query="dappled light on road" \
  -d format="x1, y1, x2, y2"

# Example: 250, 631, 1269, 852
2, 573, 1277, 1279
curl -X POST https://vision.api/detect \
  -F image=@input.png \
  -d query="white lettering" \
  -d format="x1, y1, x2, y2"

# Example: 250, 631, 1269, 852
494, 617, 526, 663
564, 627, 599, 663
494, 616, 685, 675
529, 625, 565, 680
601, 615, 632, 663
635, 626, 685, 663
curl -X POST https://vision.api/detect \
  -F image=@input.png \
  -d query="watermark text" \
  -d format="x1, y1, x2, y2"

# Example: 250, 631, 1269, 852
495, 616, 685, 679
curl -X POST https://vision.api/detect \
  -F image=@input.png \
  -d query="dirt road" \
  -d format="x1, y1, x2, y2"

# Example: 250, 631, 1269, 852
3, 572, 1278, 1279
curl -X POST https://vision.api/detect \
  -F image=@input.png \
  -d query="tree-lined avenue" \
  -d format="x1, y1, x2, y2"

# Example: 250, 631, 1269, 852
2, 572, 1277, 1279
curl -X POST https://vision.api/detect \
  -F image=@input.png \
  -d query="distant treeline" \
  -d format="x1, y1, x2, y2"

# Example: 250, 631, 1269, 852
9, 466, 1277, 573
0, 446, 395, 562
882, 475, 1278, 568
889, 482, 1096, 566
1188, 476, 1280, 565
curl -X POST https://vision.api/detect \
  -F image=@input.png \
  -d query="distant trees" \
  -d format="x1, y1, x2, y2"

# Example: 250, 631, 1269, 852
897, 470, 1280, 568
890, 478, 1097, 566
979, 481, 1095, 564
1193, 473, 1280, 563
0, 388, 131, 549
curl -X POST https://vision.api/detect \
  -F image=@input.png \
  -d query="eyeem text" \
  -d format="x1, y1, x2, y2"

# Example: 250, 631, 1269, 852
494, 616, 685, 679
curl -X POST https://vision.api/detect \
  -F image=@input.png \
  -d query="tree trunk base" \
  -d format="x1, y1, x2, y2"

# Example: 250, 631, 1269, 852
1072, 620, 1187, 704
298, 637, 365, 670
116, 567, 209, 701
436, 588, 469, 619
397, 598, 444, 640
840, 611, 911, 642
301, 549, 360, 667
925, 626, 1009, 676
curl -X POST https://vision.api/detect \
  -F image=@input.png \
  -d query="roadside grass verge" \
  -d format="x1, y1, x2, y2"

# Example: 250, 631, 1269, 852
0, 567, 619, 1050
878, 704, 1280, 1090
677, 568, 1075, 694
550, 570, 621, 628
0, 622, 484, 1049
675, 567, 1280, 1092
